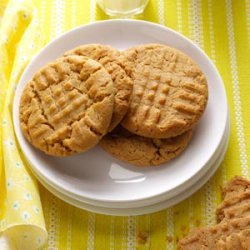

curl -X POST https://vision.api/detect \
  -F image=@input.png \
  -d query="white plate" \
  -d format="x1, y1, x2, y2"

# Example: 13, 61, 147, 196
33, 113, 230, 209
33, 119, 230, 216
13, 20, 228, 203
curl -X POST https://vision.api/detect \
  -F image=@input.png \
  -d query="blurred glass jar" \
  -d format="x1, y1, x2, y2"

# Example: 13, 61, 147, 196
96, 0, 149, 18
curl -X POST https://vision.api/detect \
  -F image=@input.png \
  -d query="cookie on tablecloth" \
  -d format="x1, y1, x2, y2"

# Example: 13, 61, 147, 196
216, 177, 250, 223
179, 177, 250, 250
179, 217, 250, 249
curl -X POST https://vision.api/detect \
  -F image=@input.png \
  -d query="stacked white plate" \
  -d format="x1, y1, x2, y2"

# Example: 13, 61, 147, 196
13, 20, 229, 216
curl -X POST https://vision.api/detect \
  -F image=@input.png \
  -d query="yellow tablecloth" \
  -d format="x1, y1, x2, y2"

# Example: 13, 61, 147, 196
0, 0, 249, 249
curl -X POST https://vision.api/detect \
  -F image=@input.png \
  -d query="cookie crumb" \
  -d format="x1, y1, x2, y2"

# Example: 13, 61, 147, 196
180, 225, 187, 233
137, 231, 149, 245
165, 236, 173, 243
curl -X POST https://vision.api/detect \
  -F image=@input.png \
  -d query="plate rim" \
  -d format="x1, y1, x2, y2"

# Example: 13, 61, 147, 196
33, 124, 230, 216
31, 111, 230, 208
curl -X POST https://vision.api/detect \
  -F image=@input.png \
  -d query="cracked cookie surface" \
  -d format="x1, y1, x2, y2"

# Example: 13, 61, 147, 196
121, 44, 208, 138
64, 44, 133, 131
19, 55, 114, 156
100, 126, 192, 167
179, 217, 250, 250
216, 177, 250, 223
179, 177, 250, 250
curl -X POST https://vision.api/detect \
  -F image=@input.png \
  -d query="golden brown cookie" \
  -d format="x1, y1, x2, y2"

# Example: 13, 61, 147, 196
221, 176, 250, 201
121, 44, 208, 139
178, 217, 250, 250
216, 177, 250, 223
64, 44, 133, 131
100, 126, 192, 167
20, 55, 114, 157
216, 229, 250, 250
179, 177, 250, 250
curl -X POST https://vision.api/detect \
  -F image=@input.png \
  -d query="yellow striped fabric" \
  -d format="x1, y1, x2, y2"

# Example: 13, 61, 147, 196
0, 0, 249, 249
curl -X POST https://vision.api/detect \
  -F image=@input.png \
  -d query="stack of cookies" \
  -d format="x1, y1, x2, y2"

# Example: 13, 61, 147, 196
179, 176, 250, 249
19, 43, 208, 166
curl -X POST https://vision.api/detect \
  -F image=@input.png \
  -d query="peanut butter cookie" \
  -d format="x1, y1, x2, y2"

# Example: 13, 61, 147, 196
179, 217, 250, 250
216, 229, 250, 250
20, 55, 114, 156
216, 177, 250, 223
179, 177, 250, 250
121, 44, 208, 138
64, 44, 133, 131
100, 126, 192, 167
